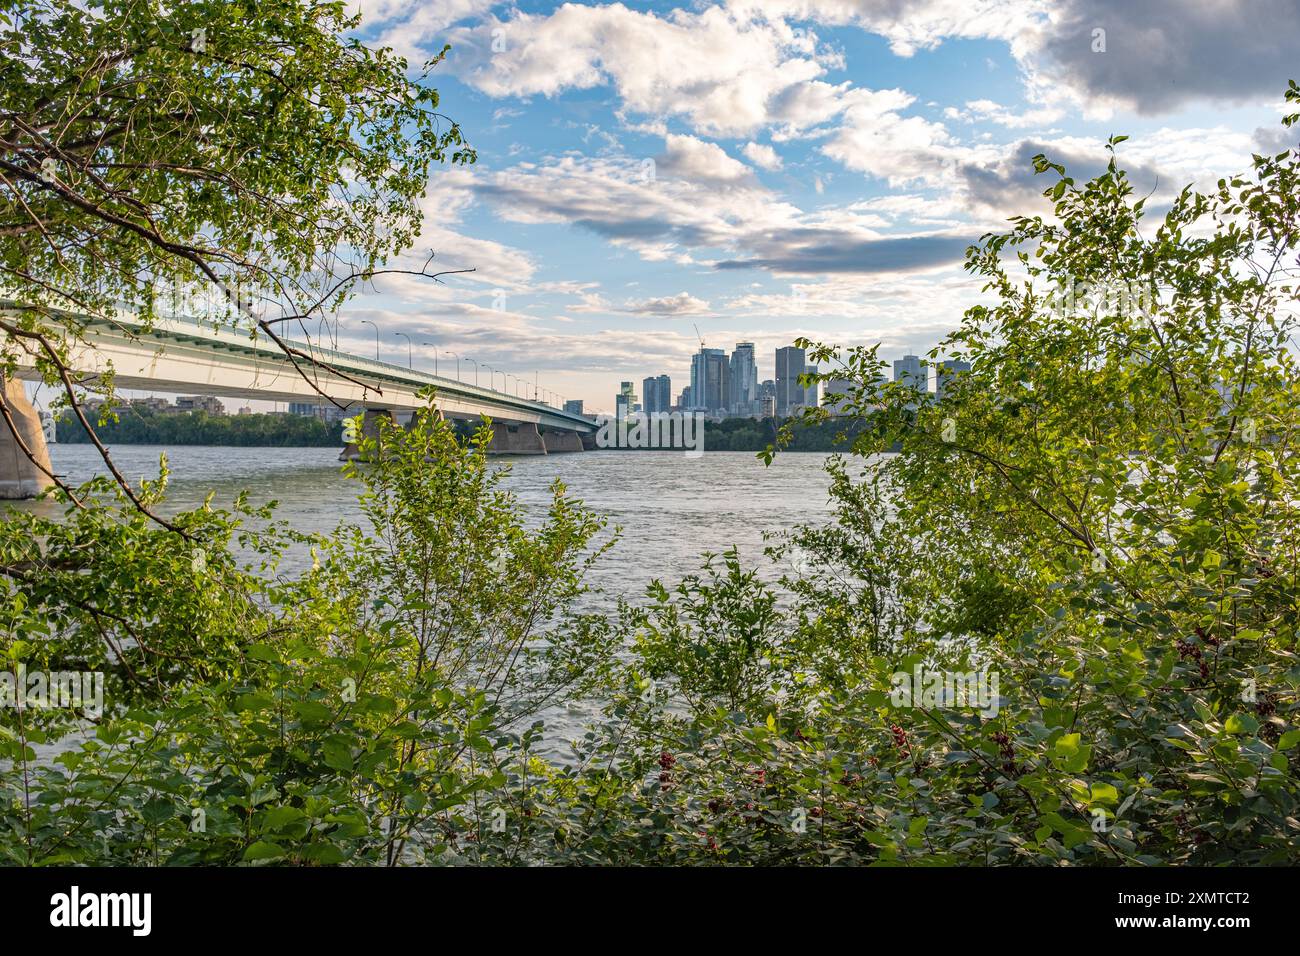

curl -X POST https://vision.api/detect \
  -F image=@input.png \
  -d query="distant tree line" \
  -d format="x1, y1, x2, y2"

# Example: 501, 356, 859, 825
701, 416, 868, 452
56, 409, 344, 447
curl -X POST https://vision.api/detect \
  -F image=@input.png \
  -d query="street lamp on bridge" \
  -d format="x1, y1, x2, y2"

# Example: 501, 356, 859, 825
359, 319, 379, 361
394, 332, 412, 368
419, 341, 438, 376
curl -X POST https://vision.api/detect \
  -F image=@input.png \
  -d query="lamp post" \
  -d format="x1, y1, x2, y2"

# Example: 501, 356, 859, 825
359, 319, 379, 361
394, 332, 412, 368
444, 350, 459, 381
466, 358, 479, 387
420, 341, 438, 376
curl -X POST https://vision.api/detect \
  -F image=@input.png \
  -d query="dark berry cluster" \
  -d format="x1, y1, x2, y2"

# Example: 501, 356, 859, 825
659, 751, 676, 789
991, 731, 1018, 775
1176, 638, 1210, 679
890, 723, 911, 758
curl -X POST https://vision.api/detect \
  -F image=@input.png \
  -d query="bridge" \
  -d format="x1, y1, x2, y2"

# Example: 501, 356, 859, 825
0, 302, 597, 498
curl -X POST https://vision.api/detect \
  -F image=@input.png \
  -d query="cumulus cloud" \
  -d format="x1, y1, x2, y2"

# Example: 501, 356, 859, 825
743, 142, 784, 170
444, 4, 838, 137
729, 0, 1296, 114
619, 292, 713, 316
657, 135, 756, 184
471, 152, 979, 276
1034, 0, 1300, 115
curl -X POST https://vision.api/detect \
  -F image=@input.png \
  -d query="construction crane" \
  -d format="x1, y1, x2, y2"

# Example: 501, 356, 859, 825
693, 323, 705, 350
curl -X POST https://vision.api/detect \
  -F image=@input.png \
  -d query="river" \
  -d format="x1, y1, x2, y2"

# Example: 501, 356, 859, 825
25, 445, 844, 756
37, 444, 840, 588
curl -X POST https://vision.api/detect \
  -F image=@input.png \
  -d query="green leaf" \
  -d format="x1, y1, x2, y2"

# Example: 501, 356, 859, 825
1224, 713, 1259, 736
243, 841, 285, 861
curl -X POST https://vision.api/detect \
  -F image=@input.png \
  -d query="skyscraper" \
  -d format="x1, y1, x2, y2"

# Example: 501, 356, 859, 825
775, 345, 806, 416
728, 342, 758, 414
892, 354, 928, 393
616, 381, 636, 418
804, 364, 819, 409
935, 359, 971, 400
823, 377, 853, 415
563, 399, 584, 415
691, 348, 729, 412
642, 376, 659, 414
642, 374, 672, 414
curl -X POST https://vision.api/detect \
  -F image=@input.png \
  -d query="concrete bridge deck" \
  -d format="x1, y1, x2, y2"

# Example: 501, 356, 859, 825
1, 304, 595, 496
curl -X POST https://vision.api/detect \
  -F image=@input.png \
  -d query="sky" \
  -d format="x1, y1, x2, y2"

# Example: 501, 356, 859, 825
316, 1, 1298, 412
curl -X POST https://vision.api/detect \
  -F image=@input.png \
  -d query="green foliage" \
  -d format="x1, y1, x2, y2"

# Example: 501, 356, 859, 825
0, 403, 615, 865
699, 417, 865, 452
632, 549, 783, 713
1, 0, 473, 420
55, 409, 344, 446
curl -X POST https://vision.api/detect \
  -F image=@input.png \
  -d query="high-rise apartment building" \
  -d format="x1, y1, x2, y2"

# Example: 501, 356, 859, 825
728, 342, 758, 414
691, 348, 729, 412
615, 381, 636, 418
935, 359, 972, 400
775, 345, 806, 416
892, 354, 928, 393
804, 364, 819, 409
642, 374, 672, 414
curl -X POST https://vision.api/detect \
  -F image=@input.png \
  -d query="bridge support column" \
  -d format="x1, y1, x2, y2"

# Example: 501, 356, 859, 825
542, 430, 584, 453
488, 421, 547, 455
407, 406, 444, 432
338, 407, 394, 462
0, 377, 55, 499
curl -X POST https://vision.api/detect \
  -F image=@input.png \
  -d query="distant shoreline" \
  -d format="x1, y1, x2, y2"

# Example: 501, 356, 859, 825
55, 409, 866, 453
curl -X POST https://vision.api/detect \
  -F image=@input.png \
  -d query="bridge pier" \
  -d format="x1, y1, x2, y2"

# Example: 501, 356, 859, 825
542, 430, 584, 453
0, 377, 55, 499
407, 406, 444, 432
488, 421, 547, 455
338, 407, 393, 462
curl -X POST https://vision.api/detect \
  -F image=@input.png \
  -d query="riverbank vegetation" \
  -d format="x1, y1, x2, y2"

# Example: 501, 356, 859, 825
56, 409, 345, 447
51, 409, 855, 452
5, 97, 1300, 864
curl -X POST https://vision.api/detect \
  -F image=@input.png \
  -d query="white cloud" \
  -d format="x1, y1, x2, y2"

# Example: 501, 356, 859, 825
658, 134, 755, 184
619, 292, 713, 316
445, 4, 840, 137
743, 142, 784, 170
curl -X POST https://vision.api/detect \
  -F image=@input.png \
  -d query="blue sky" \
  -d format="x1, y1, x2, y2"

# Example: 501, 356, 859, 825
333, 0, 1300, 413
